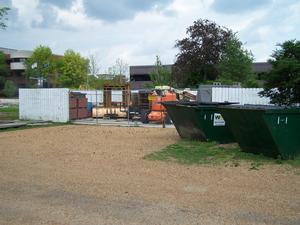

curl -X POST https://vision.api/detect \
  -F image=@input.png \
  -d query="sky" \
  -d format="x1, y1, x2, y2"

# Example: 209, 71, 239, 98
0, 0, 299, 73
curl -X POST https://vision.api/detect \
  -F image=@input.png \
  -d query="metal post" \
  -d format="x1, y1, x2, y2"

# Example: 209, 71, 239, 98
127, 87, 130, 126
161, 108, 165, 128
86, 73, 89, 90
96, 89, 98, 125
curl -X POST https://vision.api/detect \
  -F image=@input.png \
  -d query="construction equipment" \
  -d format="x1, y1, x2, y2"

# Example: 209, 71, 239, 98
140, 86, 177, 124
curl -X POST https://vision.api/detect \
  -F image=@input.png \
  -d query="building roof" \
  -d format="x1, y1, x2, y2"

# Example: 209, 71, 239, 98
0, 47, 32, 56
0, 47, 62, 58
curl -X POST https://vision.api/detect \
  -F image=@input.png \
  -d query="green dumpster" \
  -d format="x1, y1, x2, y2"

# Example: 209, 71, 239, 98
219, 105, 300, 158
162, 101, 235, 143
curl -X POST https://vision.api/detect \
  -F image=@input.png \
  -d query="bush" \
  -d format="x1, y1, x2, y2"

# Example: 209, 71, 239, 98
0, 76, 5, 89
3, 80, 17, 97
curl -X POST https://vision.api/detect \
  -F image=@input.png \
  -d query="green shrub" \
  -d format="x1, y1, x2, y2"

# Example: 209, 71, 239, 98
3, 80, 17, 97
0, 76, 5, 89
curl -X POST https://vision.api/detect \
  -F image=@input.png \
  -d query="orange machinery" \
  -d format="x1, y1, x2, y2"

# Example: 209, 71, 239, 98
141, 88, 177, 124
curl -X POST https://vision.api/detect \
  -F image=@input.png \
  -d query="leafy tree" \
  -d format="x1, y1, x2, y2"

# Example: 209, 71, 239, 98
84, 75, 104, 89
0, 76, 5, 90
217, 37, 258, 87
3, 80, 17, 97
81, 74, 128, 89
0, 6, 10, 29
0, 51, 9, 76
149, 56, 173, 87
57, 49, 89, 88
0, 51, 9, 92
174, 19, 233, 87
25, 45, 55, 83
260, 40, 300, 105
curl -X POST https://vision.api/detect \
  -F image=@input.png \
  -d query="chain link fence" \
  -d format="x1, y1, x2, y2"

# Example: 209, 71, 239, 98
71, 89, 140, 126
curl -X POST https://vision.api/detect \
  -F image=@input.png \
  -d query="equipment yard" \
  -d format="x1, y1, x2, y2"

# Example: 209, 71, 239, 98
0, 125, 299, 225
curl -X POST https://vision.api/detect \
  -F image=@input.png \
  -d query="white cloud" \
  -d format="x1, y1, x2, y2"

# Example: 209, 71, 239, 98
11, 0, 43, 27
53, 0, 102, 30
1, 0, 299, 71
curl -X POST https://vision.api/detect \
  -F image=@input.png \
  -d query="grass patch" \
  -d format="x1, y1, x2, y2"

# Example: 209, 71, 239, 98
0, 106, 71, 132
144, 140, 300, 169
0, 105, 19, 120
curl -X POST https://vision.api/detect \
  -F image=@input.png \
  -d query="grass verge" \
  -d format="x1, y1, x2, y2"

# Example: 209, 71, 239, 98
144, 140, 300, 169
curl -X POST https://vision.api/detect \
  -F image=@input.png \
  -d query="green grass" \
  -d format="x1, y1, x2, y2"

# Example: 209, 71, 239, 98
144, 140, 300, 169
0, 106, 71, 132
0, 105, 19, 120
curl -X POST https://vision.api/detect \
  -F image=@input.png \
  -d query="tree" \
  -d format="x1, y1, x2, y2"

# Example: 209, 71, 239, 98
0, 51, 9, 92
107, 58, 128, 84
108, 58, 128, 76
217, 37, 258, 87
0, 6, 10, 29
174, 19, 233, 87
0, 51, 9, 76
88, 54, 100, 76
86, 75, 127, 89
25, 45, 55, 84
149, 56, 173, 87
3, 80, 17, 97
0, 76, 5, 90
260, 40, 300, 105
86, 54, 101, 89
57, 49, 89, 88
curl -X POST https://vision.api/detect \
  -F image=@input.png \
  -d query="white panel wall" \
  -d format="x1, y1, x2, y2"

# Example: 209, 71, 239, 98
212, 87, 271, 105
19, 88, 70, 122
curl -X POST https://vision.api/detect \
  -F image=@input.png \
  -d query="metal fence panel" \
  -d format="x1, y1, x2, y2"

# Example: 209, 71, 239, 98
19, 88, 70, 122
112, 90, 123, 102
71, 90, 103, 104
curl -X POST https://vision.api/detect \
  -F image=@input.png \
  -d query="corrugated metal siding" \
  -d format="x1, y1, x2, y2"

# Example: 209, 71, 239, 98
212, 87, 270, 105
19, 88, 69, 122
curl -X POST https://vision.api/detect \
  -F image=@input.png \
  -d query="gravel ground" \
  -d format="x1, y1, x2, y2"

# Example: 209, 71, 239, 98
0, 125, 299, 225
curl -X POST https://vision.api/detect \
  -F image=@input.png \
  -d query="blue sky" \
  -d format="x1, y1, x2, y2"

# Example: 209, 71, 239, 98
0, 0, 299, 73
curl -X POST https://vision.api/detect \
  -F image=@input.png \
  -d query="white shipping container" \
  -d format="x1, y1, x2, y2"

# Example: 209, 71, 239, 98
19, 88, 70, 122
197, 86, 271, 105
212, 87, 270, 105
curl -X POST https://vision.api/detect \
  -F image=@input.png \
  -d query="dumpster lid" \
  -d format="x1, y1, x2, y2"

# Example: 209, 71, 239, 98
219, 104, 300, 113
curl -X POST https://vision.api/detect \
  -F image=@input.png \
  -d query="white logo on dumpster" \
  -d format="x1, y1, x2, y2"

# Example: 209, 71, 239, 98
213, 113, 225, 126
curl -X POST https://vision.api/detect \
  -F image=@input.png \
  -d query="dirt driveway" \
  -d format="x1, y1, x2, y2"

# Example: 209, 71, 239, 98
0, 125, 299, 225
